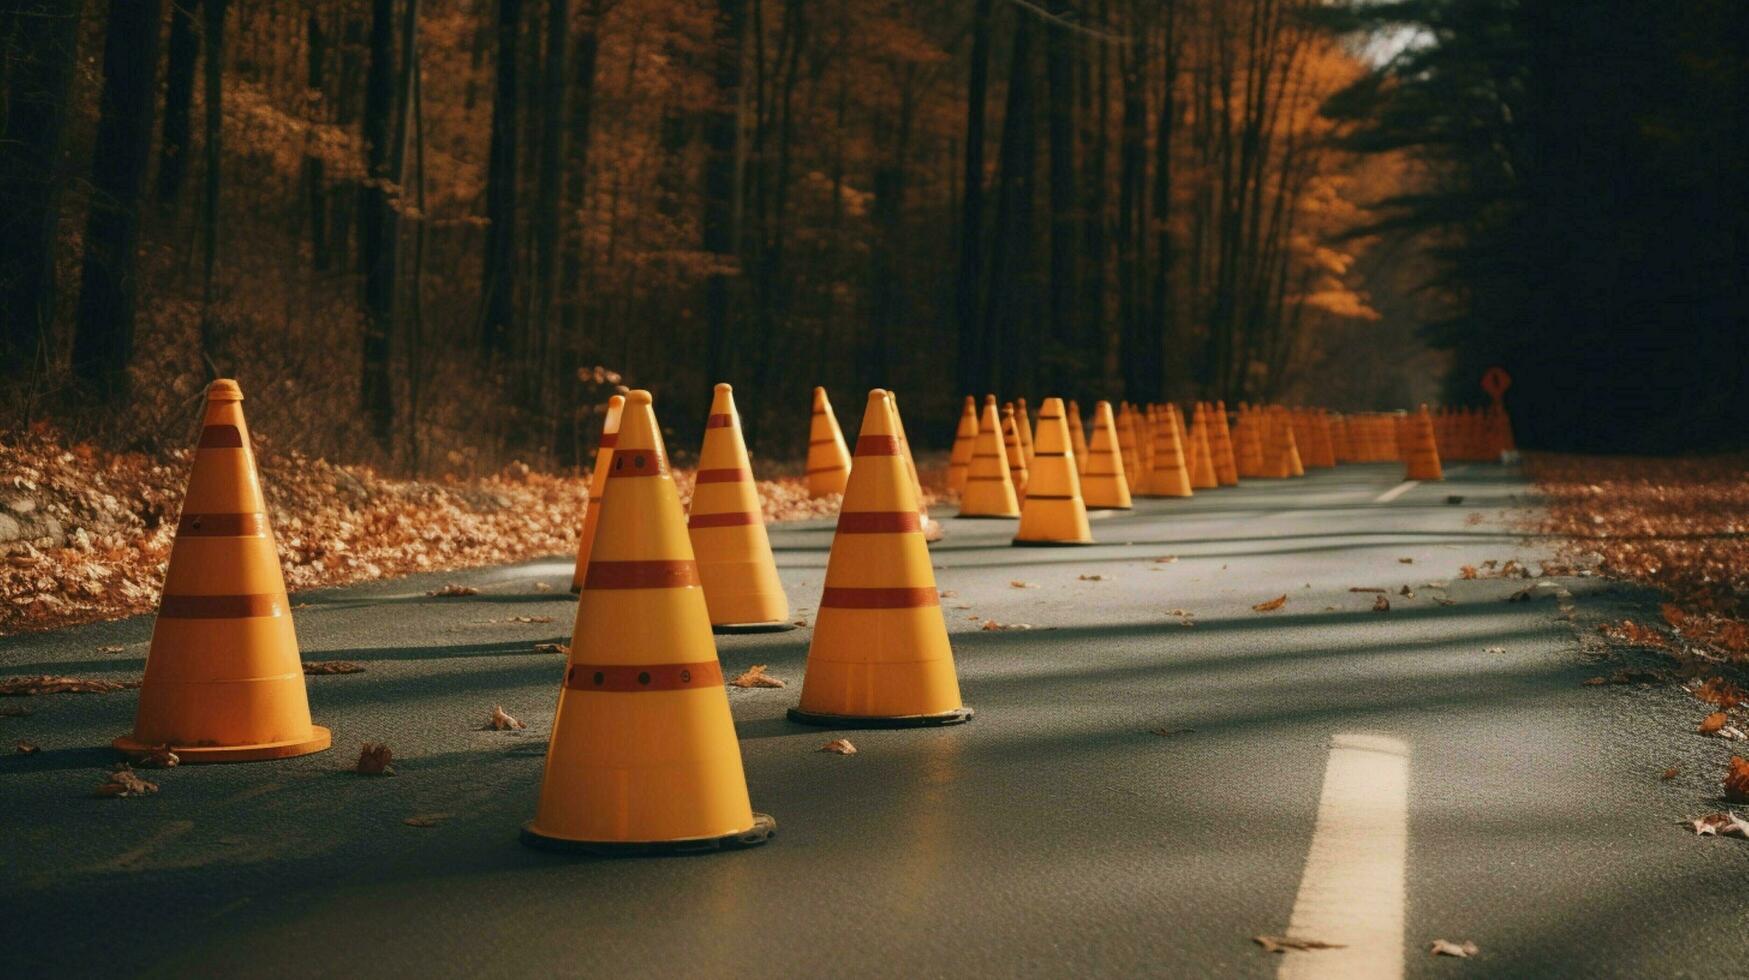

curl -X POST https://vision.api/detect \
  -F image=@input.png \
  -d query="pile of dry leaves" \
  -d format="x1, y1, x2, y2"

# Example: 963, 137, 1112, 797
1527, 452, 1749, 663
2, 423, 902, 634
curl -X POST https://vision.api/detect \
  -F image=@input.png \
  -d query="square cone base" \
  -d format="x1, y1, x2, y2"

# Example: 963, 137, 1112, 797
786, 706, 974, 729
113, 726, 332, 764
1011, 539, 1094, 548
712, 621, 800, 635
520, 812, 776, 856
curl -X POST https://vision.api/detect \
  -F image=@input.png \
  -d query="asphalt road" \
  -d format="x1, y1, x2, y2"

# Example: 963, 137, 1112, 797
3, 463, 1745, 978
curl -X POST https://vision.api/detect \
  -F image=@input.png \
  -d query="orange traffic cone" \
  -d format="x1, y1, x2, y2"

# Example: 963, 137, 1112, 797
1140, 404, 1158, 478
1015, 397, 1093, 546
958, 396, 1020, 518
1188, 407, 1219, 490
1403, 405, 1444, 480
790, 390, 972, 728
1015, 396, 1036, 465
1233, 403, 1266, 478
1081, 400, 1132, 510
1002, 403, 1030, 499
1138, 403, 1194, 497
947, 396, 978, 495
114, 380, 331, 763
1285, 408, 1306, 477
805, 386, 852, 497
1210, 401, 1239, 486
526, 390, 774, 854
1117, 403, 1143, 482
1067, 400, 1090, 474
688, 384, 792, 633
571, 394, 626, 593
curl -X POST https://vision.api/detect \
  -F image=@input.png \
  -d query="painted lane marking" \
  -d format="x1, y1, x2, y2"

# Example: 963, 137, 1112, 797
1373, 481, 1418, 504
1278, 733, 1410, 980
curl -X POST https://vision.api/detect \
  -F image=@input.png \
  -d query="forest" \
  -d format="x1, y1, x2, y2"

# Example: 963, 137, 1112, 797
0, 0, 1742, 469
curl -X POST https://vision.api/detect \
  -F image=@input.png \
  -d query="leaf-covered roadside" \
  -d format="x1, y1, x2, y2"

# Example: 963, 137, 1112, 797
1, 424, 880, 635
1526, 452, 1749, 663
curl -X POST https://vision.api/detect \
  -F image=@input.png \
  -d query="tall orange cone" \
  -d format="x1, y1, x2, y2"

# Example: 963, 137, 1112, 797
946, 396, 978, 494
1081, 401, 1132, 510
1117, 403, 1143, 481
790, 390, 972, 728
571, 395, 626, 593
526, 390, 774, 854
114, 380, 330, 763
1188, 406, 1219, 490
805, 386, 852, 497
1015, 396, 1036, 464
958, 396, 1020, 518
887, 391, 942, 541
1403, 404, 1445, 480
1138, 403, 1194, 497
1210, 401, 1239, 486
1015, 397, 1093, 546
1067, 400, 1090, 474
1233, 403, 1266, 478
688, 384, 792, 633
1002, 403, 1030, 499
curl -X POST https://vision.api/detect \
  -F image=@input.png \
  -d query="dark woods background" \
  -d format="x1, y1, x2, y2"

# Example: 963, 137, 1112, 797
0, 0, 1742, 473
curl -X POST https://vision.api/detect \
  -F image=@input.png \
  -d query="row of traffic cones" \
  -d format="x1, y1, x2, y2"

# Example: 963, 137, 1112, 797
112, 380, 1508, 856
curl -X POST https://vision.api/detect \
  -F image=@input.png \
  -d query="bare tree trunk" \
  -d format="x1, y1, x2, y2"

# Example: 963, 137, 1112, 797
1115, 4, 1152, 403
986, 7, 1040, 396
702, 0, 745, 385
71, 0, 164, 399
156, 0, 198, 204
0, 0, 82, 376
479, 0, 521, 353
1043, 0, 1079, 388
955, 0, 993, 397
196, 0, 229, 377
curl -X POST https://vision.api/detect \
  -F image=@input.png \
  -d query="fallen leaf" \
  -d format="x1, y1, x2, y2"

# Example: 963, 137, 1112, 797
1459, 565, 1479, 580
1349, 587, 1386, 593
486, 705, 525, 731
923, 520, 945, 543
818, 738, 856, 755
131, 744, 180, 768
304, 661, 366, 675
1429, 939, 1479, 958
1484, 646, 1506, 655
1372, 595, 1391, 612
981, 619, 1033, 631
1253, 936, 1345, 954
731, 664, 786, 689
939, 589, 958, 598
534, 642, 568, 654
507, 615, 554, 624
356, 742, 395, 775
1722, 757, 1749, 802
1398, 557, 1414, 564
1700, 712, 1728, 734
427, 583, 479, 597
403, 814, 448, 827
1252, 595, 1287, 613
15, 739, 40, 754
96, 644, 125, 653
1078, 574, 1109, 581
0, 675, 140, 696
1685, 812, 1749, 837
1692, 678, 1747, 709
1154, 556, 1178, 564
1009, 580, 1038, 589
96, 765, 158, 798
1582, 676, 1607, 686
1149, 727, 1195, 737
1398, 585, 1415, 598
532, 581, 553, 592
1660, 766, 1681, 781
1432, 596, 1457, 606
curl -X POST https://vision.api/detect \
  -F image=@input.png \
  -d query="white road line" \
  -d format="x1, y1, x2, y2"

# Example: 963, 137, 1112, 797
1278, 733, 1410, 980
1373, 481, 1418, 504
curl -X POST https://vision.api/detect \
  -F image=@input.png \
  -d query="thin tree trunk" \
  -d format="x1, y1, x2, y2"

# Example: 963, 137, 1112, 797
71, 0, 164, 398
955, 0, 993, 397
1043, 0, 1078, 382
986, 7, 1039, 396
196, 0, 229, 377
702, 0, 746, 385
532, 0, 569, 438
156, 0, 199, 203
302, 11, 328, 272
555, 2, 601, 357
479, 0, 521, 353
359, 0, 397, 446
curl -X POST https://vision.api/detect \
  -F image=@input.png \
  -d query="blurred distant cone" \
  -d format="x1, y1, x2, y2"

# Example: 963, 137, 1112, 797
688, 384, 793, 633
1067, 400, 1090, 474
1188, 407, 1219, 490
958, 397, 1020, 518
1081, 401, 1132, 510
1403, 405, 1445, 480
114, 380, 331, 763
1138, 403, 1193, 498
1014, 398, 1093, 546
805, 387, 852, 497
525, 390, 774, 854
790, 391, 972, 728
571, 395, 626, 593
1002, 403, 1030, 499
887, 391, 942, 541
1210, 402, 1239, 486
1015, 397, 1036, 465
947, 396, 978, 494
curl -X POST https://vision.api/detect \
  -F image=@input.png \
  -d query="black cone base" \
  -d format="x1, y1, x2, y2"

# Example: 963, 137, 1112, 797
712, 621, 800, 635
786, 706, 974, 729
521, 812, 776, 857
